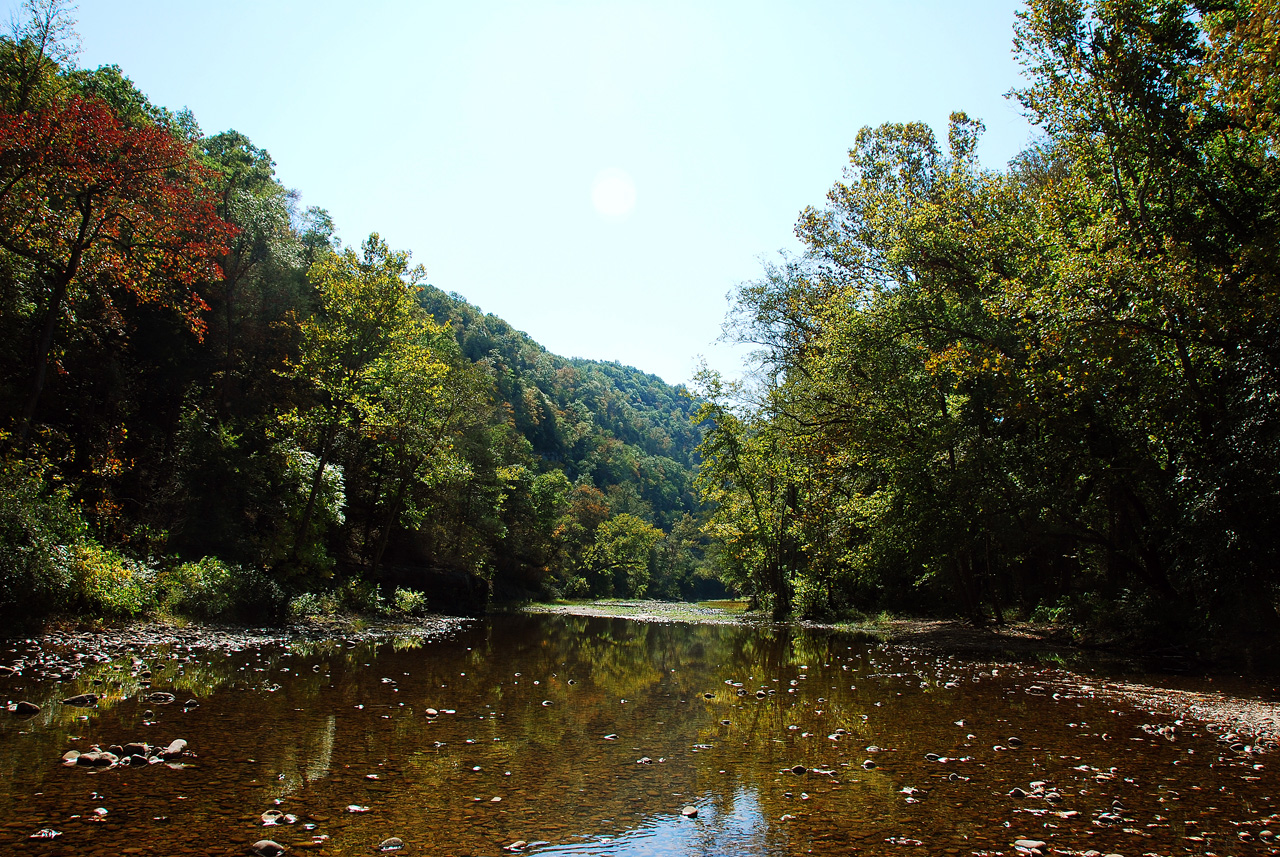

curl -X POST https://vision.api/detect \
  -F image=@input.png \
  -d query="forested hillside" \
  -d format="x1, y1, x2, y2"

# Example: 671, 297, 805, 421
697, 0, 1280, 653
0, 1, 715, 628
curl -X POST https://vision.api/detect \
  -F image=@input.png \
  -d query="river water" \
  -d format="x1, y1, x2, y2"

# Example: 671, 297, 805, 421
1, 613, 1277, 856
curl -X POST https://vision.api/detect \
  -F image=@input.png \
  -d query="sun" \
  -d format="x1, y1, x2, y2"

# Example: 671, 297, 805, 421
591, 168, 637, 218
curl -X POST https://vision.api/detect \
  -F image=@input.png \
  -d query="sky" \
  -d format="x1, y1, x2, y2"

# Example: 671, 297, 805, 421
39, 1, 1036, 387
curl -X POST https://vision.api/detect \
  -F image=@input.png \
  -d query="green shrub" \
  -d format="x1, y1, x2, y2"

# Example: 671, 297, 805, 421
288, 590, 340, 620
391, 587, 429, 617
157, 557, 287, 623
72, 542, 157, 618
341, 578, 386, 615
791, 573, 831, 620
0, 460, 85, 627
159, 557, 236, 618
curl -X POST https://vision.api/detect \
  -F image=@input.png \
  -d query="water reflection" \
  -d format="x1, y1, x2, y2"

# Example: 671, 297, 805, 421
0, 614, 1277, 856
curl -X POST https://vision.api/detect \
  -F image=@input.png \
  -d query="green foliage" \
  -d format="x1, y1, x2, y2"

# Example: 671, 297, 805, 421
0, 459, 83, 624
697, 0, 1280, 651
71, 542, 156, 619
157, 557, 287, 622
391, 586, 429, 617
0, 0, 711, 625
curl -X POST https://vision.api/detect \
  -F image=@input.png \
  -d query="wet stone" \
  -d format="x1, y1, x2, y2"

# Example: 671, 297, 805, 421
11, 700, 39, 716
249, 840, 286, 857
160, 739, 188, 759
62, 693, 98, 707
376, 837, 405, 852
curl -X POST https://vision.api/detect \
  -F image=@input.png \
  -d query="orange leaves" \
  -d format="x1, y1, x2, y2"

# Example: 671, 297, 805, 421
0, 94, 234, 333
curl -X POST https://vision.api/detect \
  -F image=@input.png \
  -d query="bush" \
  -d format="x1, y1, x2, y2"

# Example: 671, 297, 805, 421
288, 590, 339, 621
0, 460, 85, 627
72, 542, 157, 618
157, 557, 288, 623
159, 557, 236, 618
791, 573, 831, 620
391, 587, 429, 617
341, 578, 386, 615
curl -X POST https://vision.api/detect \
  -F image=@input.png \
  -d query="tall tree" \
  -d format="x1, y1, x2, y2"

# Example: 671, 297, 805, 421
0, 93, 233, 444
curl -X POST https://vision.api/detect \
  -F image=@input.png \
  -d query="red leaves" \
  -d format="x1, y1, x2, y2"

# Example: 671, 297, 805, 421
0, 94, 235, 337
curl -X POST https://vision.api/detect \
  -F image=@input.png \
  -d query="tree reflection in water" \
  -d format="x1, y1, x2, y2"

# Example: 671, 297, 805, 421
0, 614, 1276, 856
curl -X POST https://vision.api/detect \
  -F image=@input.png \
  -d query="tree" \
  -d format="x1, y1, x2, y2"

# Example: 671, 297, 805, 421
283, 234, 441, 569
581, 512, 662, 597
0, 92, 233, 444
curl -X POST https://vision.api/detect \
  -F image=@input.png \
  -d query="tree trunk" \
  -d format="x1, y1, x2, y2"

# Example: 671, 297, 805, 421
292, 410, 341, 559
370, 466, 413, 582
16, 271, 72, 446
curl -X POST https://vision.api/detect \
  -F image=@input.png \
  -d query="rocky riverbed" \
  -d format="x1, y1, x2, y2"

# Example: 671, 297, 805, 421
3, 608, 1280, 856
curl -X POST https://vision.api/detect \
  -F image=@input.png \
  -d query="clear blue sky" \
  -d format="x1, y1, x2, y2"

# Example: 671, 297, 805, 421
45, 1, 1034, 386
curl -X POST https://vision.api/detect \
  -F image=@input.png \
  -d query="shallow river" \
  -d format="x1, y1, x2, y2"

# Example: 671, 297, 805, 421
1, 613, 1278, 856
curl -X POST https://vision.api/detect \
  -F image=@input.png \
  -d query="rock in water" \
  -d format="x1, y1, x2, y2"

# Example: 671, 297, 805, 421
681, 805, 698, 818
376, 838, 405, 852
62, 693, 98, 707
12, 701, 40, 716
249, 841, 286, 857
160, 739, 188, 759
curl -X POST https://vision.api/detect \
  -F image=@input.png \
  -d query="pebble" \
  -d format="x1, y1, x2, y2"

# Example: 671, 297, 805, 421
62, 693, 98, 707
11, 701, 40, 716
376, 837, 405, 852
250, 841, 286, 857
681, 806, 698, 818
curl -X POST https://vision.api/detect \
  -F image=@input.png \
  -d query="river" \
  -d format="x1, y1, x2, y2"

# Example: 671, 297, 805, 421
1, 612, 1277, 855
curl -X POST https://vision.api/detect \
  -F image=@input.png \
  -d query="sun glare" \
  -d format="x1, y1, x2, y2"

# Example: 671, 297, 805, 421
591, 168, 637, 218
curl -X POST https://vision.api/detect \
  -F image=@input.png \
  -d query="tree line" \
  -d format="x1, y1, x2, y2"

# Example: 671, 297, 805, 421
0, 0, 717, 627
695, 0, 1280, 651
